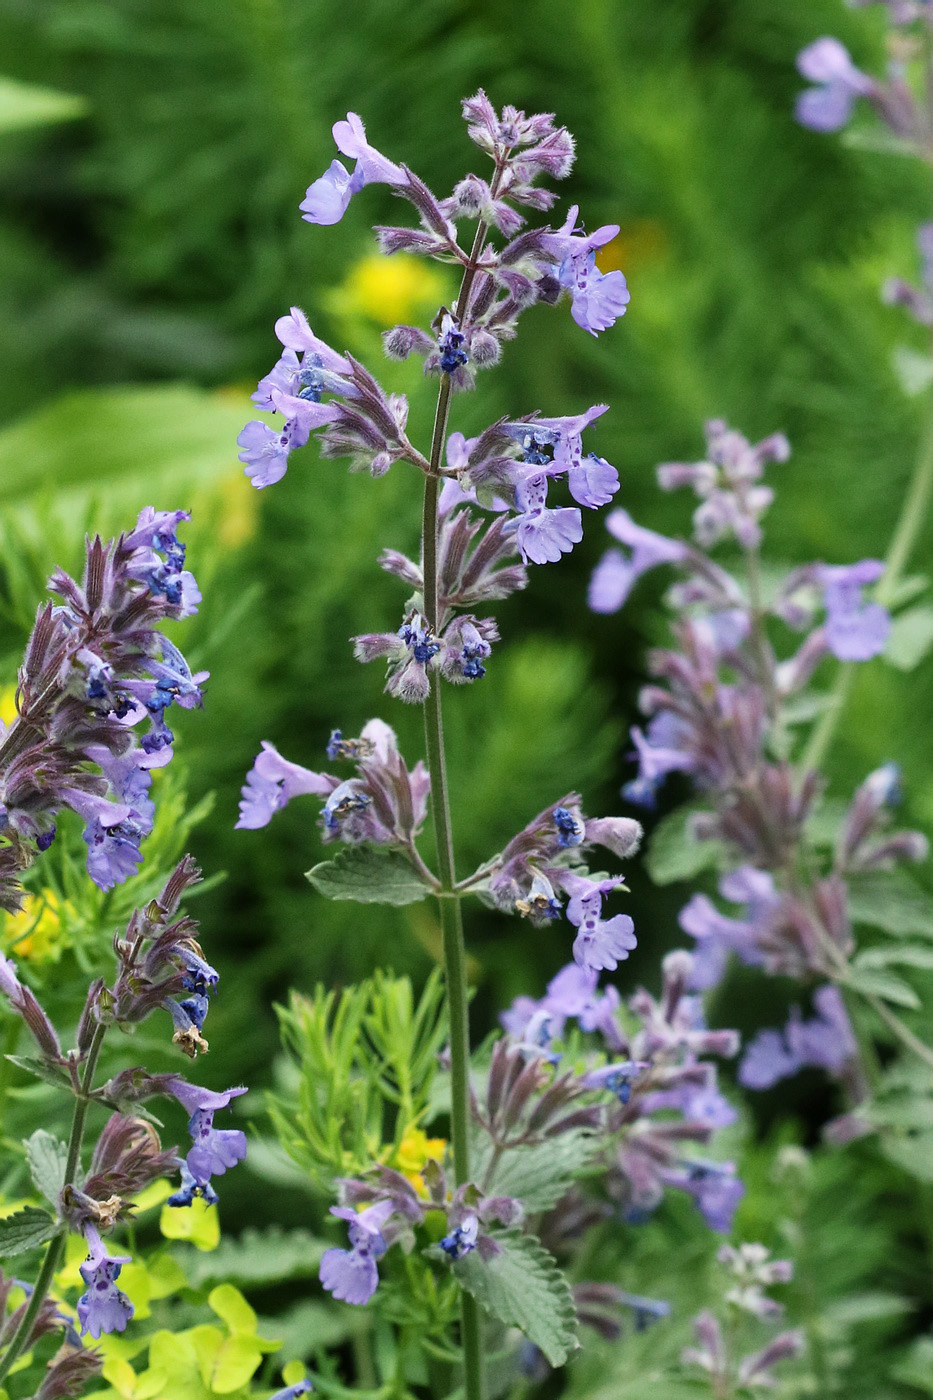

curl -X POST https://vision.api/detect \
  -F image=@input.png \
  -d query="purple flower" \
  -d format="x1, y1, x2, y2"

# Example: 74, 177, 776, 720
795, 38, 876, 133
440, 1212, 479, 1260
76, 1228, 134, 1339
543, 205, 630, 335
269, 1385, 313, 1400
583, 1060, 647, 1104
165, 1080, 248, 1201
819, 560, 890, 661
508, 472, 583, 564
739, 985, 858, 1090
678, 868, 776, 990
237, 410, 326, 490
300, 114, 404, 225
678, 1160, 745, 1233
622, 712, 695, 808
561, 874, 637, 972
236, 742, 336, 829
319, 1200, 394, 1305
589, 509, 685, 613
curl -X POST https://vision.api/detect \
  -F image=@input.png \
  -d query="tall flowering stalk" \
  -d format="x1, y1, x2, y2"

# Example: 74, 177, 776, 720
239, 95, 748, 1395
588, 0, 933, 1146
0, 516, 249, 1391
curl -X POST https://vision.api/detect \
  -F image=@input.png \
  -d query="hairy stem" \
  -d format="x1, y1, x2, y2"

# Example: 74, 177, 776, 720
419, 208, 495, 1400
0, 1022, 106, 1385
802, 388, 933, 772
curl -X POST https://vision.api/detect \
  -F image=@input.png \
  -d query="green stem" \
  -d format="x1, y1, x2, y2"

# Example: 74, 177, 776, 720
0, 1022, 106, 1385
419, 209, 492, 1399
802, 389, 933, 772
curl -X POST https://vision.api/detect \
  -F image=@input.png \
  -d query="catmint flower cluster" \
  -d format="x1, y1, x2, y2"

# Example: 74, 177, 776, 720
0, 856, 246, 1373
504, 948, 743, 1233
683, 1243, 803, 1393
0, 509, 205, 909
589, 419, 929, 1107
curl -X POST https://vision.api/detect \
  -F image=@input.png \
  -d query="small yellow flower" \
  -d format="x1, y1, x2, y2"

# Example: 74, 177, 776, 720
331, 253, 447, 327
0, 684, 18, 728
392, 1125, 447, 1197
1, 890, 73, 964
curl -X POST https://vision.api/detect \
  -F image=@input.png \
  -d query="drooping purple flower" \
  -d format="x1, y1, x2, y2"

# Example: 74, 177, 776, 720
677, 1160, 745, 1233
236, 742, 336, 829
268, 1384, 314, 1400
678, 868, 776, 990
542, 205, 630, 335
319, 1200, 394, 1305
300, 114, 404, 225
164, 1080, 247, 1202
237, 407, 331, 490
622, 712, 696, 808
76, 1228, 134, 1339
508, 472, 583, 564
739, 985, 858, 1090
795, 38, 876, 133
819, 560, 890, 661
440, 1211, 479, 1260
561, 874, 637, 972
589, 509, 685, 613
583, 1060, 647, 1104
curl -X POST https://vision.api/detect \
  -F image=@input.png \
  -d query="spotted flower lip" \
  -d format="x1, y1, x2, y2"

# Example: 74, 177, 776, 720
76, 1226, 134, 1339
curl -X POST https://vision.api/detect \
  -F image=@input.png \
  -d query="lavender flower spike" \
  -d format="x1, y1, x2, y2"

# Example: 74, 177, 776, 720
300, 113, 404, 225
795, 38, 876, 133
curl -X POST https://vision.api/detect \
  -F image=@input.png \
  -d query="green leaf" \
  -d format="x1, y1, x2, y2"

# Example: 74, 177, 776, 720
892, 1336, 933, 1395
5, 1055, 70, 1088
845, 967, 921, 1009
824, 1292, 913, 1326
881, 1132, 933, 1183
0, 386, 250, 508
892, 345, 933, 397
0, 76, 87, 133
306, 845, 429, 906
473, 1132, 596, 1212
182, 1226, 327, 1289
855, 945, 933, 972
24, 1130, 68, 1207
0, 1207, 57, 1256
644, 807, 724, 886
885, 604, 933, 671
453, 1232, 578, 1367
208, 1283, 258, 1335
847, 872, 933, 938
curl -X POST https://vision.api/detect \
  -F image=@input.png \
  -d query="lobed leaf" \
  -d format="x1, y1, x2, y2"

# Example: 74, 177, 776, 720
0, 1205, 57, 1256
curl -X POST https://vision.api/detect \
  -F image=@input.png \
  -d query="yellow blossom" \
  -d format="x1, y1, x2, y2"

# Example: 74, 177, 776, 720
1, 889, 73, 963
330, 253, 447, 327
391, 1125, 447, 1197
0, 684, 18, 728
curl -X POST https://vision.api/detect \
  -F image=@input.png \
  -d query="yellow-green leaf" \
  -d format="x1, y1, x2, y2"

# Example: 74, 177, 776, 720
208, 1283, 257, 1335
160, 1197, 220, 1251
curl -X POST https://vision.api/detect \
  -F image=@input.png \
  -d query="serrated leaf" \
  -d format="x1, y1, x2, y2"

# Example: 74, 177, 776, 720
847, 872, 933, 938
306, 845, 428, 905
25, 1130, 68, 1207
473, 1132, 596, 1212
454, 1232, 578, 1367
183, 1226, 326, 1288
0, 76, 87, 133
5, 1054, 70, 1088
856, 945, 933, 972
645, 807, 724, 886
0, 1206, 57, 1256
845, 967, 921, 1009
885, 604, 933, 670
